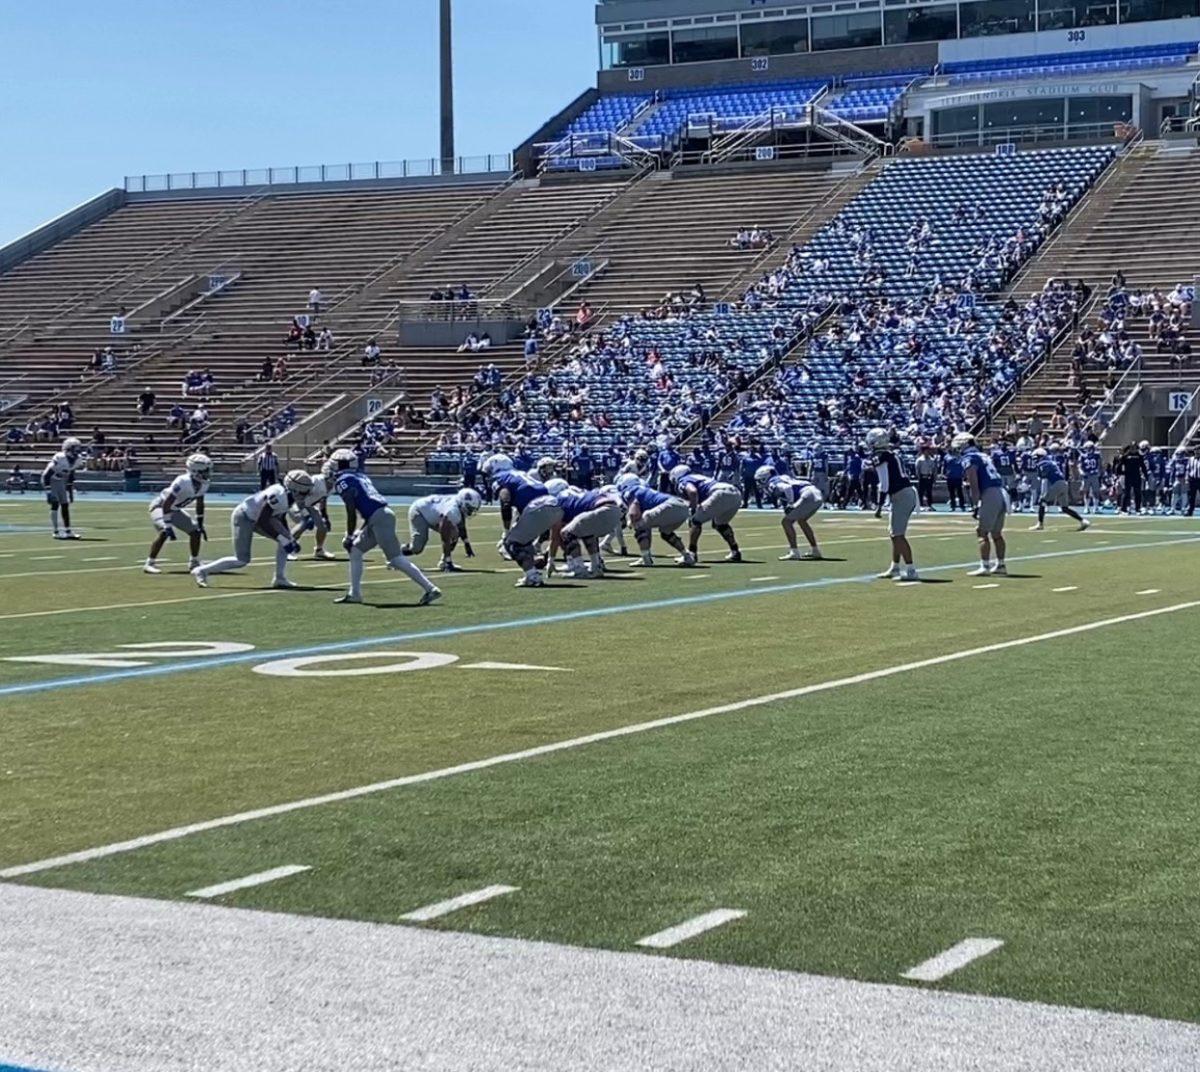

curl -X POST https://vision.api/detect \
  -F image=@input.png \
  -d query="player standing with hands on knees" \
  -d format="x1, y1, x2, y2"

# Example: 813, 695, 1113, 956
955, 433, 1008, 576
145, 453, 211, 574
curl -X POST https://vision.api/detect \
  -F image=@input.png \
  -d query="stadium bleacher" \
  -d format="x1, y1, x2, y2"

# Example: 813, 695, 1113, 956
943, 41, 1198, 84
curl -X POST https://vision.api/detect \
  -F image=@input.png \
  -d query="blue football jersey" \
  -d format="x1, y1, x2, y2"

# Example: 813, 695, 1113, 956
334, 471, 387, 520
494, 470, 550, 512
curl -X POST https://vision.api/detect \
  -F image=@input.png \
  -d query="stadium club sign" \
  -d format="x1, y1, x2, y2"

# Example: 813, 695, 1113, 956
931, 82, 1129, 108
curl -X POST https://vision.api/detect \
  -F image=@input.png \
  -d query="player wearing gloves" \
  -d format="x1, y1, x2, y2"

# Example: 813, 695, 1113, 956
191, 482, 299, 589
283, 469, 336, 561
755, 465, 824, 560
403, 489, 482, 572
42, 437, 85, 539
144, 453, 211, 574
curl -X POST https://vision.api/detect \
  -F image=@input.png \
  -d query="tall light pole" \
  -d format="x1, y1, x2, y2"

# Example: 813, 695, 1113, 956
439, 0, 455, 173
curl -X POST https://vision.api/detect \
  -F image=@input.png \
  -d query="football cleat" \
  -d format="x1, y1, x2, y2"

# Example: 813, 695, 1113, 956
780, 549, 802, 561
1078, 518, 1091, 532
439, 560, 464, 573
724, 551, 743, 563
967, 565, 991, 576
272, 578, 300, 590
991, 563, 1008, 576
418, 587, 443, 606
143, 562, 161, 575
800, 550, 823, 560
191, 567, 209, 588
1029, 522, 1044, 531
334, 593, 362, 604
877, 565, 900, 579
515, 571, 544, 588
313, 548, 336, 560
900, 567, 919, 581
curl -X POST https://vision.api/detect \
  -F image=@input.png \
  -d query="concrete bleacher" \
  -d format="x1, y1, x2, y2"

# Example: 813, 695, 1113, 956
997, 146, 1200, 427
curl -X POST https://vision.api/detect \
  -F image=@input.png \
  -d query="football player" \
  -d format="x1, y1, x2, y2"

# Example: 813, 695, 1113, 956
1078, 442, 1103, 514
144, 453, 211, 574
283, 469, 336, 560
191, 482, 299, 589
404, 488, 481, 572
544, 478, 622, 578
42, 437, 85, 539
671, 465, 742, 563
533, 456, 558, 482
324, 449, 441, 605
597, 483, 631, 557
867, 428, 918, 581
483, 453, 563, 588
616, 473, 694, 567
1029, 448, 1089, 531
955, 433, 1008, 576
755, 465, 823, 560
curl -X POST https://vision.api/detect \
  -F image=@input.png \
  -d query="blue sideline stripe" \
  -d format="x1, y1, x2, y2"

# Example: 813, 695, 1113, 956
1, 1064, 57, 1072
0, 536, 1196, 700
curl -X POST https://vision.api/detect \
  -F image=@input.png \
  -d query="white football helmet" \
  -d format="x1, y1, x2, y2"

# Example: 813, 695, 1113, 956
1138, 439, 1150, 451
1032, 447, 1048, 459
186, 453, 212, 481
285, 469, 315, 501
615, 473, 642, 497
62, 437, 84, 459
535, 456, 557, 480
669, 464, 691, 489
544, 478, 569, 496
950, 432, 975, 454
455, 488, 482, 516
865, 427, 889, 452
754, 464, 776, 489
482, 453, 513, 477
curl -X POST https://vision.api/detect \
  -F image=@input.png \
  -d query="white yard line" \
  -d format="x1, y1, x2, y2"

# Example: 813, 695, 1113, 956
973, 583, 1000, 590
399, 884, 518, 922
1137, 589, 1162, 595
184, 865, 310, 900
1052, 586, 1079, 593
4, 598, 1198, 879
636, 909, 747, 949
749, 576, 780, 583
901, 938, 1005, 982
82, 556, 119, 562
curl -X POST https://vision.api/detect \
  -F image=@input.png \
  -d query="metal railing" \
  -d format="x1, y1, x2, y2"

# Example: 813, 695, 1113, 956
1164, 384, 1200, 447
928, 120, 1133, 150
125, 155, 514, 193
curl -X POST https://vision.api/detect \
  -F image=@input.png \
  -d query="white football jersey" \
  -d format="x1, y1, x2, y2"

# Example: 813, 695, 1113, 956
413, 494, 463, 528
45, 452, 81, 480
301, 474, 329, 508
242, 484, 289, 522
152, 473, 208, 511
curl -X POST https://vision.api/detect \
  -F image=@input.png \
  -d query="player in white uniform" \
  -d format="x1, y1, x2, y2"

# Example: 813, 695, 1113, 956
191, 483, 298, 589
283, 469, 337, 560
403, 489, 482, 571
41, 437, 85, 539
756, 465, 824, 560
144, 453, 211, 574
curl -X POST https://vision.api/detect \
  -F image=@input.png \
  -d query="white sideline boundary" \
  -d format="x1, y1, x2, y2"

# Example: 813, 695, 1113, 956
3, 598, 1197, 880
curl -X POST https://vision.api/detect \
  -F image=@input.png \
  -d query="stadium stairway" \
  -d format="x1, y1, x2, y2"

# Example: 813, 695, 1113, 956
995, 143, 1200, 430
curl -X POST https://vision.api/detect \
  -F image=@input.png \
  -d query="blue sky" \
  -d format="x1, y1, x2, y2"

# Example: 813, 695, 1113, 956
0, 0, 598, 246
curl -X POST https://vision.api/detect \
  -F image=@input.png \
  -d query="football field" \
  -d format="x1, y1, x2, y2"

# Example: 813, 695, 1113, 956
2, 493, 1200, 1030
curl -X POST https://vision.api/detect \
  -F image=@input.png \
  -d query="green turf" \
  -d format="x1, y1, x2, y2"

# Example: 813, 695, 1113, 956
2, 495, 1199, 1021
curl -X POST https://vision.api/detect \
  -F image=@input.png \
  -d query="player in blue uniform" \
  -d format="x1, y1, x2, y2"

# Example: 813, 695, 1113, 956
756, 465, 823, 560
672, 465, 743, 562
955, 433, 1009, 576
1078, 442, 1103, 513
1146, 446, 1168, 513
617, 473, 694, 567
484, 453, 564, 587
807, 440, 830, 500
544, 479, 622, 578
1169, 447, 1191, 514
324, 449, 441, 605
990, 438, 1019, 507
1029, 448, 1089, 531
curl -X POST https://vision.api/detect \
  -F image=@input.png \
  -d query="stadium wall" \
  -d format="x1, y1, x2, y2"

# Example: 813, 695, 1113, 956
513, 86, 602, 174
0, 188, 125, 276
937, 16, 1200, 62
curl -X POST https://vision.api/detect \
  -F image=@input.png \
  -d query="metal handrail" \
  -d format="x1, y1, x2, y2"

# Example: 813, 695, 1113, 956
1165, 384, 1200, 446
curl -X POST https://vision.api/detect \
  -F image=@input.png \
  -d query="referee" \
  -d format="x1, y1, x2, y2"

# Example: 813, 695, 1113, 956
1187, 448, 1200, 517
258, 441, 280, 490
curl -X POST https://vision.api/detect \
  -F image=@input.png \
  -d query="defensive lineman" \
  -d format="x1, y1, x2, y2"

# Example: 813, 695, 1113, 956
42, 437, 85, 539
756, 465, 823, 560
868, 428, 918, 581
672, 465, 743, 563
484, 453, 564, 588
283, 469, 337, 560
403, 489, 482, 572
144, 453, 211, 574
1029, 448, 1090, 531
617, 473, 695, 567
191, 482, 299, 589
324, 449, 441, 605
956, 433, 1008, 576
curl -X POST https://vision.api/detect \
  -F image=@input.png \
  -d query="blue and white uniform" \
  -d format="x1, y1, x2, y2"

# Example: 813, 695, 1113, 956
1037, 457, 1070, 506
1079, 448, 1102, 504
765, 474, 823, 523
964, 448, 1008, 534
678, 472, 741, 526
407, 494, 464, 555
623, 481, 691, 535
494, 469, 564, 551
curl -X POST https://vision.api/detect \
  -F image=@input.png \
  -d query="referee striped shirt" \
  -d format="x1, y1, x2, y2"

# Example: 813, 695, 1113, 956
1188, 455, 1200, 480
258, 451, 279, 476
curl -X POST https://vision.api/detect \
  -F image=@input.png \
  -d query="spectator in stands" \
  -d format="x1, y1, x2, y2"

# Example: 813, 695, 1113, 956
187, 403, 209, 442
235, 418, 251, 445
302, 323, 317, 350
317, 326, 334, 351
286, 319, 304, 352
101, 347, 117, 374
56, 401, 74, 429
87, 349, 104, 374
273, 355, 289, 382
458, 332, 480, 354
137, 387, 156, 416
308, 288, 324, 317
91, 426, 106, 449
258, 356, 274, 382
363, 338, 382, 366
